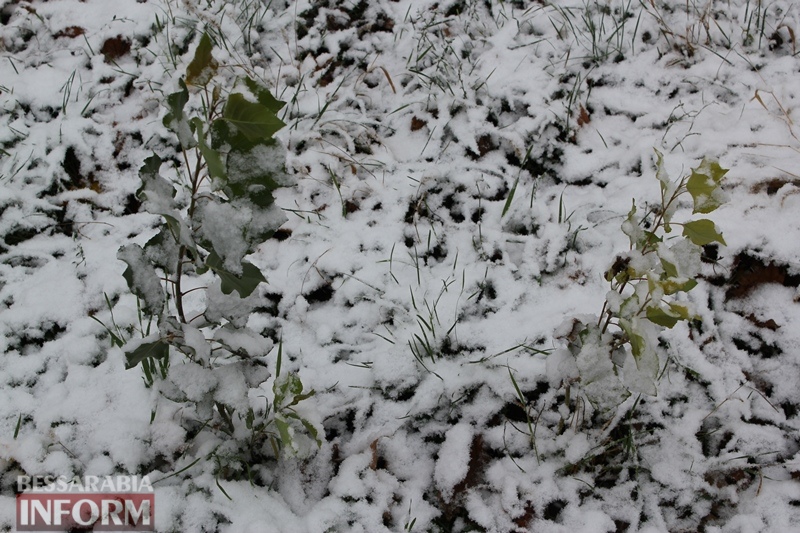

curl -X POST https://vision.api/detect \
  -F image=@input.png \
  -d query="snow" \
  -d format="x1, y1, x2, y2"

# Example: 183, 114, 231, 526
434, 423, 474, 501
2, 0, 800, 531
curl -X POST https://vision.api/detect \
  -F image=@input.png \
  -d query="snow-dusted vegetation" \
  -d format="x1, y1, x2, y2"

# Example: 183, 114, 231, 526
2, 0, 800, 531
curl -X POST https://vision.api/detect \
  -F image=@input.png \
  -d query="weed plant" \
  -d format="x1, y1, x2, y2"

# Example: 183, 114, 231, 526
551, 151, 727, 415
116, 34, 320, 466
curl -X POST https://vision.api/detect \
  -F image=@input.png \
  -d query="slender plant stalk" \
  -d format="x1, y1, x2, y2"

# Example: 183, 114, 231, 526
175, 145, 205, 324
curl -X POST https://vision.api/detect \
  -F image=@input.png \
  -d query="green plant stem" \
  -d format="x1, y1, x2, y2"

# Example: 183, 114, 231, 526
175, 244, 188, 323
634, 295, 653, 317
175, 147, 205, 324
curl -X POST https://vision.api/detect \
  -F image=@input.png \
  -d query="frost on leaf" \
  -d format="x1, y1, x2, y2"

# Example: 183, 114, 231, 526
168, 359, 217, 403
205, 250, 266, 298
136, 154, 176, 214
687, 159, 728, 214
620, 317, 660, 395
178, 323, 211, 364
657, 239, 702, 280
213, 324, 273, 357
124, 334, 169, 369
227, 141, 290, 187
219, 93, 285, 142
118, 244, 165, 315
621, 200, 645, 248
195, 198, 286, 275
622, 348, 658, 396
243, 77, 286, 114
211, 364, 250, 413
163, 80, 195, 149
223, 141, 290, 208
196, 199, 251, 273
205, 280, 260, 328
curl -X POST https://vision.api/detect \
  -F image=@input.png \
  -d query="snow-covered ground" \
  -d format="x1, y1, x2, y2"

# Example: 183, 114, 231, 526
2, 0, 800, 531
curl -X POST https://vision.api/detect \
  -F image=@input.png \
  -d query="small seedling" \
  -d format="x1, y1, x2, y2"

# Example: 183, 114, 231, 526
554, 151, 727, 411
116, 33, 319, 463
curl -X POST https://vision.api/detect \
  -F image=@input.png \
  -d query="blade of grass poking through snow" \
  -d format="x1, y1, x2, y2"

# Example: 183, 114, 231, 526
13, 414, 21, 439
59, 70, 76, 116
327, 165, 346, 217
502, 176, 519, 218
151, 456, 204, 485
312, 73, 347, 128
90, 292, 125, 348
90, 315, 124, 348
508, 366, 539, 463
558, 189, 574, 224
215, 476, 233, 501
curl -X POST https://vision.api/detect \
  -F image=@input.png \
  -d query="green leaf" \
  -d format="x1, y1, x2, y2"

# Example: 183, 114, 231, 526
630, 331, 646, 359
143, 226, 179, 273
619, 319, 646, 359
662, 277, 698, 295
160, 214, 197, 258
298, 417, 322, 447
287, 373, 303, 396
621, 199, 642, 248
668, 302, 693, 320
223, 140, 284, 204
209, 118, 236, 150
191, 117, 225, 181
501, 176, 519, 218
682, 219, 726, 246
660, 257, 678, 278
205, 250, 266, 297
654, 148, 668, 194
224, 179, 277, 207
185, 33, 218, 87
244, 77, 286, 114
687, 159, 728, 214
239, 182, 277, 208
273, 417, 294, 453
136, 154, 176, 208
89, 315, 125, 348
163, 80, 195, 148
646, 306, 680, 328
139, 153, 163, 180
643, 231, 662, 246
125, 339, 169, 369
163, 82, 188, 127
288, 390, 316, 408
626, 199, 637, 220
162, 213, 182, 240
118, 244, 165, 315
221, 93, 285, 142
